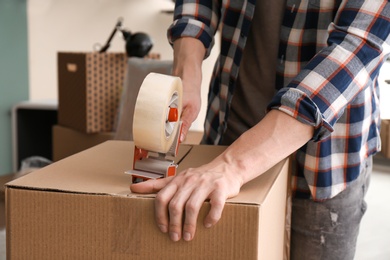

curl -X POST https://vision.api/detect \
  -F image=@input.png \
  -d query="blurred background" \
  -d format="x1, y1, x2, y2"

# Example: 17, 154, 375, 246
0, 0, 220, 175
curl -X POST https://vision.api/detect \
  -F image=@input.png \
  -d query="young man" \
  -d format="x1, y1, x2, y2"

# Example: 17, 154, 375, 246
131, 1, 390, 258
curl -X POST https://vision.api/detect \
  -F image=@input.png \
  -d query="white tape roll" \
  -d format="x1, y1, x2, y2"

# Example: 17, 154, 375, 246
133, 73, 183, 153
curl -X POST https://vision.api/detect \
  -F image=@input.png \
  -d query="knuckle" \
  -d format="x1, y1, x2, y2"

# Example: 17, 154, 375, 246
207, 199, 225, 224
187, 170, 209, 184
169, 222, 183, 235
208, 210, 223, 223
210, 198, 224, 209
181, 168, 195, 176
168, 200, 182, 215
212, 177, 226, 190
213, 181, 224, 190
155, 193, 169, 206
183, 222, 196, 232
185, 200, 198, 214
179, 170, 201, 184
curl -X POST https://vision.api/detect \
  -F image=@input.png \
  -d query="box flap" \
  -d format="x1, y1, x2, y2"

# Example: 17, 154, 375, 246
6, 141, 288, 206
6, 141, 191, 196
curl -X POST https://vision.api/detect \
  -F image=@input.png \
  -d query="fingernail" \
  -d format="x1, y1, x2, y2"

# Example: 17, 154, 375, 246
170, 232, 179, 242
158, 225, 167, 233
183, 232, 192, 241
205, 223, 212, 228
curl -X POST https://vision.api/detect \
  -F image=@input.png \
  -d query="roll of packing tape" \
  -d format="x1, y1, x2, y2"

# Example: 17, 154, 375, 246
133, 73, 183, 153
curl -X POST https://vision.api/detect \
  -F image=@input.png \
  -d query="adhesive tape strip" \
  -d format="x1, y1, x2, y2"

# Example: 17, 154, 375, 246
133, 73, 183, 153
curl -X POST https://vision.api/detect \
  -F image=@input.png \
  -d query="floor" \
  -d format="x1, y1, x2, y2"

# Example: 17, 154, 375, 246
0, 156, 389, 259
355, 154, 390, 260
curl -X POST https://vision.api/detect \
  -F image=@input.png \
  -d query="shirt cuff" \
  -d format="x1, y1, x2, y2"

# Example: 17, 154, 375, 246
167, 18, 214, 58
267, 87, 334, 142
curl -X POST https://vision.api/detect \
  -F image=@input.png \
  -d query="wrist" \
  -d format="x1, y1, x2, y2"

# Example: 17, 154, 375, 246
172, 38, 205, 78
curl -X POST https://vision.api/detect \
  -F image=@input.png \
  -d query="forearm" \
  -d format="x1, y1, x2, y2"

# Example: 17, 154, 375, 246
212, 110, 314, 186
172, 37, 205, 88
171, 37, 207, 141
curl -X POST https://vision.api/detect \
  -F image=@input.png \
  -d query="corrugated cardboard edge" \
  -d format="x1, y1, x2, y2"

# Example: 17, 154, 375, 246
258, 157, 289, 260
5, 188, 262, 260
284, 157, 293, 260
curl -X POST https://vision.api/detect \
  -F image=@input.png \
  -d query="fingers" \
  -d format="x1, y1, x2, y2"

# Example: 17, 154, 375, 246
155, 172, 230, 242
179, 83, 201, 142
132, 167, 240, 243
182, 188, 212, 241
204, 190, 226, 228
179, 118, 191, 142
154, 182, 179, 237
154, 175, 203, 242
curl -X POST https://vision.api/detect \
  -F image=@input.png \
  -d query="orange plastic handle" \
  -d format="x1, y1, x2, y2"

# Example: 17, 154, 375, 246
168, 107, 178, 122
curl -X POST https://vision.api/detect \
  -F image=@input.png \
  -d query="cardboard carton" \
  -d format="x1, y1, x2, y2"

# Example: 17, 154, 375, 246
182, 130, 204, 145
58, 52, 127, 133
53, 125, 203, 162
380, 119, 390, 158
6, 141, 289, 259
52, 125, 115, 161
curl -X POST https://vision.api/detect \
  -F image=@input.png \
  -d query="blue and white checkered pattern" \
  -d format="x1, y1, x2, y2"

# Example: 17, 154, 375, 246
168, 0, 390, 200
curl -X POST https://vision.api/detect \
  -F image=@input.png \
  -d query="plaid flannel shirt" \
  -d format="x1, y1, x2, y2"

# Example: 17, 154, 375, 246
168, 0, 390, 200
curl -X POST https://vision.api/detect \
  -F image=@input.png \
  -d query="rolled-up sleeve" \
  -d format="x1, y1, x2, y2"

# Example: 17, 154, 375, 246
268, 0, 390, 142
167, 0, 221, 58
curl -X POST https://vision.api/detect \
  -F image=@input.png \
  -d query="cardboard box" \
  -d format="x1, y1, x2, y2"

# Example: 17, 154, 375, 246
52, 125, 115, 161
380, 119, 390, 158
182, 130, 204, 145
58, 52, 127, 133
52, 125, 202, 162
6, 141, 289, 259
0, 173, 19, 230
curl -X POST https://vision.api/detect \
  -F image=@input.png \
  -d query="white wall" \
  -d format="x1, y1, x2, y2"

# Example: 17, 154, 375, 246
28, 0, 388, 128
379, 61, 390, 119
27, 0, 219, 131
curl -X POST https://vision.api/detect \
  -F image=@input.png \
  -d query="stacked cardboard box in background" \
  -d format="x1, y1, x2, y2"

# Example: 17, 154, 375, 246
54, 52, 127, 161
58, 52, 127, 133
380, 119, 390, 158
54, 53, 203, 161
52, 125, 115, 161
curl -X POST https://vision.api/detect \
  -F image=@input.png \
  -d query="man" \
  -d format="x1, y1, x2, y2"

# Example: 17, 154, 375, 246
131, 0, 390, 259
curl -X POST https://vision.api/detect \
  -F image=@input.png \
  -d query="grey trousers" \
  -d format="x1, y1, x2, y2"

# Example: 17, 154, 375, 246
290, 157, 372, 260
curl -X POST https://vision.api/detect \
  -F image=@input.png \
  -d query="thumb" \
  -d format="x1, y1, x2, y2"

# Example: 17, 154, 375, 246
179, 104, 199, 142
180, 118, 191, 143
130, 176, 173, 194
